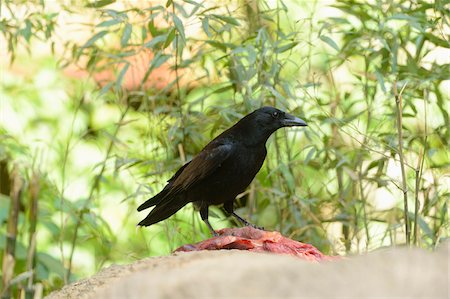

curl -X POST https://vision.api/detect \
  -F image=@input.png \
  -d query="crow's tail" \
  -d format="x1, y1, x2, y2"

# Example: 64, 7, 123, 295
137, 196, 188, 227
137, 189, 169, 211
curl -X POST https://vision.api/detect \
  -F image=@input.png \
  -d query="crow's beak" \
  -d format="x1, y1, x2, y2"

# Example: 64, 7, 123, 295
282, 113, 307, 127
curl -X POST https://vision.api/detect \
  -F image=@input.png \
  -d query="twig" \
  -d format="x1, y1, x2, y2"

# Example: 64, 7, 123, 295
413, 149, 423, 246
359, 164, 370, 250
65, 105, 129, 282
171, 2, 185, 145
413, 92, 427, 246
394, 80, 410, 246
359, 55, 373, 251
59, 97, 83, 284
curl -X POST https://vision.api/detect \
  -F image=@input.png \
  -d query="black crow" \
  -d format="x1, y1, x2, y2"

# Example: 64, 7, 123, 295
137, 106, 307, 235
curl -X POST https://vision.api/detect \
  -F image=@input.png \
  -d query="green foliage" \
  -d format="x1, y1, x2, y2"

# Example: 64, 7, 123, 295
0, 0, 448, 297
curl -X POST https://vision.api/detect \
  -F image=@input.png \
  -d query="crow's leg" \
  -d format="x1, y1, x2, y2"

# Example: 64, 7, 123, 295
224, 201, 264, 230
200, 206, 218, 237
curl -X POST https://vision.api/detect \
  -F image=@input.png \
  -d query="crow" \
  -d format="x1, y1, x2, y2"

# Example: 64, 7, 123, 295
137, 106, 307, 235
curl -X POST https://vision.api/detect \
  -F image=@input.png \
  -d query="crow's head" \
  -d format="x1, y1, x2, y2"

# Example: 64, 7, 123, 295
253, 106, 307, 132
230, 106, 307, 146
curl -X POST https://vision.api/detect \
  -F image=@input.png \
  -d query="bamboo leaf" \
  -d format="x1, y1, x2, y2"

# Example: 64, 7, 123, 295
205, 40, 228, 51
82, 30, 108, 48
164, 28, 176, 48
304, 147, 316, 165
121, 23, 132, 47
96, 19, 121, 27
142, 53, 170, 83
86, 0, 115, 8
116, 63, 129, 90
319, 35, 339, 51
173, 15, 186, 43
202, 17, 211, 37
144, 34, 167, 49
99, 82, 113, 96
211, 14, 240, 26
276, 42, 299, 53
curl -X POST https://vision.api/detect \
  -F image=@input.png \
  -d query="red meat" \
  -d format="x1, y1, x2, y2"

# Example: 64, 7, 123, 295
175, 227, 334, 261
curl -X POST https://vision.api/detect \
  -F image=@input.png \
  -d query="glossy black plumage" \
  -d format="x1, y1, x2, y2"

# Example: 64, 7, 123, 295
137, 106, 307, 235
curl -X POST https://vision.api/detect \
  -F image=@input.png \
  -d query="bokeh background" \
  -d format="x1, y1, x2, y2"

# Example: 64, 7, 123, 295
1, 0, 449, 296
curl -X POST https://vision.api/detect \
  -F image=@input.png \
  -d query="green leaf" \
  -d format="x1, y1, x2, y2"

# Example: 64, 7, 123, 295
205, 40, 228, 52
99, 82, 113, 96
166, 0, 173, 7
21, 19, 32, 42
82, 30, 108, 48
388, 14, 418, 22
121, 23, 132, 47
417, 216, 433, 238
211, 14, 240, 26
164, 28, 176, 48
86, 0, 115, 8
116, 63, 130, 91
96, 19, 121, 27
149, 54, 170, 71
183, 0, 200, 5
276, 42, 299, 53
144, 34, 167, 48
103, 9, 119, 18
173, 15, 185, 43
304, 147, 316, 165
142, 53, 170, 83
202, 17, 211, 37
141, 25, 148, 41
37, 252, 65, 277
424, 33, 450, 48
185, 0, 203, 17
375, 69, 386, 93
319, 35, 340, 51
148, 20, 159, 37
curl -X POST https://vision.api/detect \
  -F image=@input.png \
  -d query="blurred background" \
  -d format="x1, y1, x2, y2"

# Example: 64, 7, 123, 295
0, 0, 448, 297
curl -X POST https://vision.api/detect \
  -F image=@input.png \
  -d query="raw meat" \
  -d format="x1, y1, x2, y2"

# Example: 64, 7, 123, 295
175, 226, 333, 261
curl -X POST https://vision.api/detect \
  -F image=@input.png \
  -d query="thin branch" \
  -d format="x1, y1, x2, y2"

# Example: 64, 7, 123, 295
394, 80, 410, 246
59, 97, 83, 284
172, 2, 185, 145
65, 105, 130, 282
414, 91, 428, 246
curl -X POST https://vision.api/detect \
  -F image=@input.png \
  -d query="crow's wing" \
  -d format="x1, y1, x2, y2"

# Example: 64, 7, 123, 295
137, 142, 233, 212
136, 162, 191, 211
169, 142, 233, 193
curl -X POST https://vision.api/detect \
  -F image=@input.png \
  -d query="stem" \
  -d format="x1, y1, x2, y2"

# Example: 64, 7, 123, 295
65, 105, 129, 282
359, 164, 370, 250
413, 92, 427, 246
359, 55, 372, 251
172, 2, 184, 145
273, 0, 285, 232
59, 98, 83, 284
394, 80, 410, 246
413, 153, 421, 246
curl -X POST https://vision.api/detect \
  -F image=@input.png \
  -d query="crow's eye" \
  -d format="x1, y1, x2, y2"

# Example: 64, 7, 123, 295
272, 111, 279, 118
